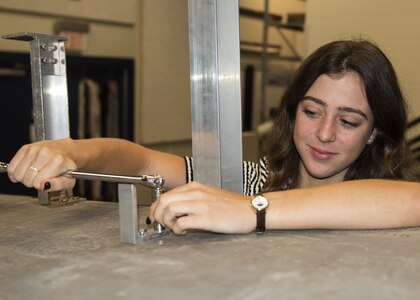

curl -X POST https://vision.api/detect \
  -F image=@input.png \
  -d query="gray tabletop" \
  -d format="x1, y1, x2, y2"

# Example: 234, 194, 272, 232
0, 194, 419, 300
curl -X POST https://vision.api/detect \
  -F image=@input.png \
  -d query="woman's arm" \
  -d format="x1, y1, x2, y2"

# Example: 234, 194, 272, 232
149, 179, 420, 235
266, 179, 420, 230
7, 137, 186, 191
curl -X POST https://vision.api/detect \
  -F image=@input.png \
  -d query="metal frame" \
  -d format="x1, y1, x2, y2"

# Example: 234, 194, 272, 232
188, 0, 243, 193
2, 0, 245, 242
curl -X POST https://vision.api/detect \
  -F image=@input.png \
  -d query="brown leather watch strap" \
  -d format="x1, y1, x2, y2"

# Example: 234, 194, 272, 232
256, 209, 266, 234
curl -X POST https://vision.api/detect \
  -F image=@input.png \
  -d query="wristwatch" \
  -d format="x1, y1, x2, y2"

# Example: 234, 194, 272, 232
251, 194, 269, 234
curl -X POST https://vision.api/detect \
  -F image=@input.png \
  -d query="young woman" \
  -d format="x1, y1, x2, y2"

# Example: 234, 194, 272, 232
6, 39, 420, 235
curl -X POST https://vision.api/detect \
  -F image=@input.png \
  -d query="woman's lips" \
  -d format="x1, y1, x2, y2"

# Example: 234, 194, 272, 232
309, 146, 337, 160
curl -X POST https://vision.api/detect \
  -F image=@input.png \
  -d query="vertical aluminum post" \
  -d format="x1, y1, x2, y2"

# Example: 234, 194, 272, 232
2, 32, 71, 204
188, 0, 243, 193
118, 184, 138, 244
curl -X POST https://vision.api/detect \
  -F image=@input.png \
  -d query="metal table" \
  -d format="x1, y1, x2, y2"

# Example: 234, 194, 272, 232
1, 194, 419, 300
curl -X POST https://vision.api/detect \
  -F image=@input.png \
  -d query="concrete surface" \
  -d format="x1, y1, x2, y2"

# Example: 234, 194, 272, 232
0, 194, 420, 300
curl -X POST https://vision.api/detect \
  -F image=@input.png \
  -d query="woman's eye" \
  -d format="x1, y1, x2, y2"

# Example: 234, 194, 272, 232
303, 108, 319, 118
340, 119, 359, 128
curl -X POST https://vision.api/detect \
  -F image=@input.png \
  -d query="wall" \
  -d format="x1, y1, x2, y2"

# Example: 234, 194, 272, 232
0, 0, 136, 24
0, 0, 137, 58
306, 0, 420, 124
136, 0, 191, 146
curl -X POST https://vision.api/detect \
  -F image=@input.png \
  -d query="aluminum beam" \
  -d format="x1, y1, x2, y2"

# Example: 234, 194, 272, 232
2, 32, 70, 204
118, 184, 138, 244
188, 0, 243, 193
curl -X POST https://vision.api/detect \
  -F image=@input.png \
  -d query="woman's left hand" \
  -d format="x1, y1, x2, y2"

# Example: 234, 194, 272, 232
149, 182, 255, 235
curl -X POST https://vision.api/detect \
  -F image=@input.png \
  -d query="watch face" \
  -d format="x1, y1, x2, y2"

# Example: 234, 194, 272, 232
251, 195, 269, 211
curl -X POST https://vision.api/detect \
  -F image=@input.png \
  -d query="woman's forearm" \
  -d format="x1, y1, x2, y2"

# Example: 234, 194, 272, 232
72, 138, 186, 189
266, 179, 420, 230
8, 137, 186, 191
73, 138, 149, 173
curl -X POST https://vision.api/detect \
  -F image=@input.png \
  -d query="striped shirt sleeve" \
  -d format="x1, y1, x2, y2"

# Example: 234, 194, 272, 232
184, 156, 193, 183
243, 158, 269, 196
183, 156, 268, 196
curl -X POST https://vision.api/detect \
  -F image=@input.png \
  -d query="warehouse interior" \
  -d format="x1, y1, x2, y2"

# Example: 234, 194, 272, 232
0, 1, 419, 299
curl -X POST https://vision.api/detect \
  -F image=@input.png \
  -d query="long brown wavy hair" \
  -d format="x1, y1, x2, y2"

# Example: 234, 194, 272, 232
264, 39, 415, 192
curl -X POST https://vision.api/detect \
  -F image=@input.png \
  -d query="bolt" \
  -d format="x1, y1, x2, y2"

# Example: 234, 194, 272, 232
41, 57, 58, 64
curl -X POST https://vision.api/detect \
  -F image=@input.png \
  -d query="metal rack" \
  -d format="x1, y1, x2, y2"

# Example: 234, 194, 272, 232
240, 0, 304, 124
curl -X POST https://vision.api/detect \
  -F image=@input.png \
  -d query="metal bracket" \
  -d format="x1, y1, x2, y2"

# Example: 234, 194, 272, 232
64, 169, 166, 244
1, 32, 71, 205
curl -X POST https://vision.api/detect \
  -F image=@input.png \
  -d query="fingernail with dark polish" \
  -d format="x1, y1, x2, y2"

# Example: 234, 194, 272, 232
146, 217, 152, 225
43, 182, 51, 191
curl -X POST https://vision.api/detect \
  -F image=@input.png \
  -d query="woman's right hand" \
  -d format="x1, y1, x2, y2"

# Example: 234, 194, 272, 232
7, 138, 78, 191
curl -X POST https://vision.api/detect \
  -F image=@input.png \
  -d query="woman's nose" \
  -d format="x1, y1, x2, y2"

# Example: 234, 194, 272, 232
315, 118, 336, 143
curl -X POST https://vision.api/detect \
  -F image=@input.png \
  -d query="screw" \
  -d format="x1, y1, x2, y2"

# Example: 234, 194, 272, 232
41, 57, 58, 64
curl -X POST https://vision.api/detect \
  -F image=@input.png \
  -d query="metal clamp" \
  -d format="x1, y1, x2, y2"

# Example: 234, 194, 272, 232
1, 162, 165, 244
64, 170, 166, 244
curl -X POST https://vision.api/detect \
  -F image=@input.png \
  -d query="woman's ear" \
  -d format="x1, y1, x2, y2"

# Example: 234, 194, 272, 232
367, 128, 377, 145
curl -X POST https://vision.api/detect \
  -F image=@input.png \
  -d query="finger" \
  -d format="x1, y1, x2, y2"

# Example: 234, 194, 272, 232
150, 182, 222, 224
21, 167, 39, 188
21, 156, 48, 188
40, 177, 76, 192
9, 143, 48, 184
160, 200, 200, 229
32, 155, 75, 190
148, 189, 190, 220
22, 157, 51, 189
172, 214, 209, 235
8, 145, 32, 182
148, 199, 158, 220
151, 190, 193, 224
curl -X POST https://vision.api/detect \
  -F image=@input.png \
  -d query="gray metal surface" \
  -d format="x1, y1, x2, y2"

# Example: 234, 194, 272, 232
188, 0, 243, 193
1, 194, 420, 300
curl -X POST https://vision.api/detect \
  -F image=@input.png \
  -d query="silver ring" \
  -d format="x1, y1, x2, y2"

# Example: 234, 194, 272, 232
29, 165, 40, 173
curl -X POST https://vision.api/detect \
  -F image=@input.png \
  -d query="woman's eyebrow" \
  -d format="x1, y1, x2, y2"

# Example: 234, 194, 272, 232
302, 95, 369, 120
302, 95, 326, 106
338, 107, 368, 120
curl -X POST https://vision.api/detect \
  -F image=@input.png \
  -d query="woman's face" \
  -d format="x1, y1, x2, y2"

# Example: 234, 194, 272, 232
293, 73, 376, 187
